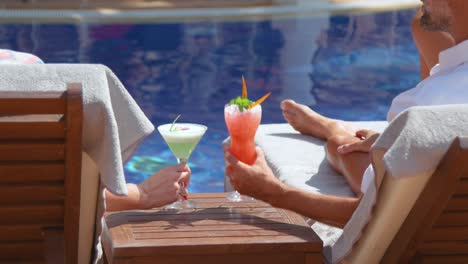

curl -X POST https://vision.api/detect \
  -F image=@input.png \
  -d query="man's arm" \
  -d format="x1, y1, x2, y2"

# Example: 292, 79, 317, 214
270, 185, 360, 228
225, 147, 360, 228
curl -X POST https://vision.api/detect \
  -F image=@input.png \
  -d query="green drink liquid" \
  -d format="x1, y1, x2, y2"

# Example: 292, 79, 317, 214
158, 123, 207, 162
166, 140, 201, 161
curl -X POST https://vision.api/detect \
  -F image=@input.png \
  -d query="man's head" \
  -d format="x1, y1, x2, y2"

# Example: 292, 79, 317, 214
420, 0, 453, 32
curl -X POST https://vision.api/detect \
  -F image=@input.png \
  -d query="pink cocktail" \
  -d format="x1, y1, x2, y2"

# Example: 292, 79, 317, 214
224, 104, 262, 201
224, 75, 270, 201
225, 104, 262, 165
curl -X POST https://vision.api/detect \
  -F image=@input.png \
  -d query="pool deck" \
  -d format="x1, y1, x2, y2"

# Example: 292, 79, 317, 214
0, 0, 421, 22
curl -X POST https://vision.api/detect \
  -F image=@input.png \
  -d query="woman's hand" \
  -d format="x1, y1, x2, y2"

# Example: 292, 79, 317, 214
105, 164, 191, 212
337, 129, 380, 154
137, 164, 191, 209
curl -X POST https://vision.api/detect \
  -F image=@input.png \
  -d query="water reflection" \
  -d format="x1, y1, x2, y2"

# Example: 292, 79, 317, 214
311, 11, 419, 119
0, 9, 420, 191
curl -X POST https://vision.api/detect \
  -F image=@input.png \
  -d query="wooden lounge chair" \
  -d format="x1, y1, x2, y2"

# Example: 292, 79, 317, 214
249, 114, 468, 263
0, 84, 83, 263
350, 136, 468, 263
385, 137, 468, 262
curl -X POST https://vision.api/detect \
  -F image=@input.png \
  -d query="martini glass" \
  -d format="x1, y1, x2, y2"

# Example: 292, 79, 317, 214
157, 123, 207, 209
224, 104, 261, 202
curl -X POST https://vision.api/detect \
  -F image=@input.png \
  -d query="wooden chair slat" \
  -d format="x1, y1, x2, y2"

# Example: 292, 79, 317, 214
420, 255, 468, 264
455, 180, 468, 195
118, 253, 307, 264
0, 121, 65, 140
0, 205, 64, 226
0, 225, 44, 241
44, 227, 65, 264
420, 241, 468, 255
0, 184, 64, 205
446, 197, 468, 211
0, 161, 64, 183
435, 212, 468, 227
0, 141, 65, 161
425, 227, 468, 242
0, 261, 44, 264
0, 97, 65, 115
0, 241, 44, 260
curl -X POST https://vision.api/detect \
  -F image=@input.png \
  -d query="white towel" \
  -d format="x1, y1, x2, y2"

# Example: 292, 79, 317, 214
0, 64, 154, 196
374, 104, 468, 179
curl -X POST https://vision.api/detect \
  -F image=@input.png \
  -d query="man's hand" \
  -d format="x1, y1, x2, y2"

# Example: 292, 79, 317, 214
337, 129, 380, 154
137, 164, 191, 209
224, 147, 285, 204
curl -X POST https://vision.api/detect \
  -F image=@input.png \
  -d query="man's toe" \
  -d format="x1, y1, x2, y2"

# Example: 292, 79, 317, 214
280, 99, 296, 110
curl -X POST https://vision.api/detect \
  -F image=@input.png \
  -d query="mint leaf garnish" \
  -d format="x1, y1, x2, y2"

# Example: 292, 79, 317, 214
229, 96, 252, 112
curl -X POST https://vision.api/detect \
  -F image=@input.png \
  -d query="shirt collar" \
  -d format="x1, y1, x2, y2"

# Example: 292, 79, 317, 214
437, 39, 468, 73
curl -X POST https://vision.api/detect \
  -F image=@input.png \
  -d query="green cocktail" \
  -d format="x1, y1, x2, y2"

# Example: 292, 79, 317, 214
167, 141, 199, 160
158, 123, 207, 209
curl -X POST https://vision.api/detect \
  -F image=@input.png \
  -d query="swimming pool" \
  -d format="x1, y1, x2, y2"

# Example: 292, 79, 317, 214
0, 8, 420, 193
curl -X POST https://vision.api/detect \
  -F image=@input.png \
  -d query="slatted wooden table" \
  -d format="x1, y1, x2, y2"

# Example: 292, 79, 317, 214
102, 193, 323, 264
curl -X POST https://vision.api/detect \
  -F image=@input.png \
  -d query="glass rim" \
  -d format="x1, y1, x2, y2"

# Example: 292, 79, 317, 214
224, 103, 262, 112
157, 123, 208, 134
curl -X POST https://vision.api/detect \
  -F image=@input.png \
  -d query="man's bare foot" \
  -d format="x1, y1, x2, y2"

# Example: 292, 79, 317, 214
281, 99, 335, 140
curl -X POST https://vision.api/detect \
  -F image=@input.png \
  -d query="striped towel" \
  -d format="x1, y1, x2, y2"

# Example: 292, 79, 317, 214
0, 49, 44, 64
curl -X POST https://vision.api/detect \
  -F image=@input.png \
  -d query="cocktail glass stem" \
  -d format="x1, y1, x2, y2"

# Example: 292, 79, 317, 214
165, 158, 198, 209
225, 190, 254, 202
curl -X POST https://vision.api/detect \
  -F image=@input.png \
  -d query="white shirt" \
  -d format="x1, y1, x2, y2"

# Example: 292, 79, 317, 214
387, 39, 468, 121
362, 40, 468, 193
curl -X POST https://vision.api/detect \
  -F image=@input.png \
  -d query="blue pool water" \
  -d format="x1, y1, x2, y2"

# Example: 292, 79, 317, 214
0, 8, 420, 193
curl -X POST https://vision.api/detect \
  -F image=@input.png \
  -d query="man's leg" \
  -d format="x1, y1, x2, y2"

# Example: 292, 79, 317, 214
325, 135, 370, 195
281, 100, 370, 195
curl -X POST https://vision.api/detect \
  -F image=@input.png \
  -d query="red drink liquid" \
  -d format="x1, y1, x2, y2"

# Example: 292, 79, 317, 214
224, 104, 262, 165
